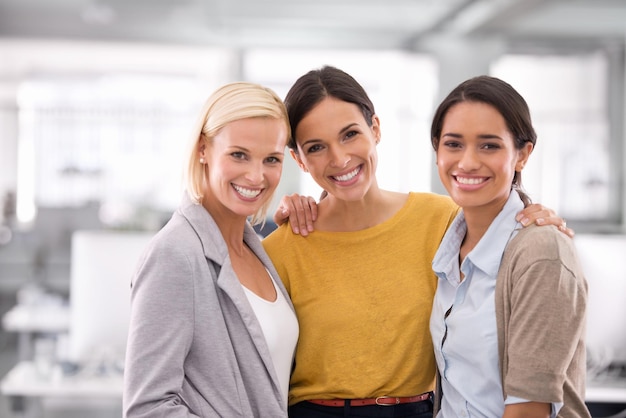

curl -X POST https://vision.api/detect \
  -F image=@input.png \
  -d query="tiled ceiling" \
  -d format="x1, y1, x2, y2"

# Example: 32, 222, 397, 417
0, 0, 624, 49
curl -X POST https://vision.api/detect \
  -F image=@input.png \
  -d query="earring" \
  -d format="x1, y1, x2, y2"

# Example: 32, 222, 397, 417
200, 158, 205, 164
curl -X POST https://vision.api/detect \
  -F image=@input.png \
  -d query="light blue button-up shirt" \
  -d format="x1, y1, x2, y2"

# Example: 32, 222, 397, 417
430, 192, 561, 418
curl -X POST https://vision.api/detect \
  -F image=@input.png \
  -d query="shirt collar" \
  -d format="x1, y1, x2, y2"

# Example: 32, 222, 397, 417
432, 191, 524, 280
469, 192, 524, 277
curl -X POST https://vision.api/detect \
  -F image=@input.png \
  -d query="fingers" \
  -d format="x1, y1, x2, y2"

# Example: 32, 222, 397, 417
517, 203, 555, 227
549, 217, 574, 238
273, 205, 290, 227
558, 220, 575, 238
516, 204, 575, 238
290, 195, 317, 236
272, 194, 318, 236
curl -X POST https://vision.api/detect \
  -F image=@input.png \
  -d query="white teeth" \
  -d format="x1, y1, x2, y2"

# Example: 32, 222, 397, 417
456, 176, 486, 185
333, 167, 360, 182
233, 185, 261, 198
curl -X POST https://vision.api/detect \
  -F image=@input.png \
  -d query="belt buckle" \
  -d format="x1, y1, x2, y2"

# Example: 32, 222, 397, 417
375, 396, 400, 406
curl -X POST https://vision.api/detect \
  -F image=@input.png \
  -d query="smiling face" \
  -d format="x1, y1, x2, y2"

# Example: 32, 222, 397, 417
291, 97, 380, 202
436, 101, 532, 219
200, 117, 287, 220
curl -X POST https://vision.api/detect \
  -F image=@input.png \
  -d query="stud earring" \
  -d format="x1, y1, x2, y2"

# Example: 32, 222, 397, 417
200, 158, 205, 164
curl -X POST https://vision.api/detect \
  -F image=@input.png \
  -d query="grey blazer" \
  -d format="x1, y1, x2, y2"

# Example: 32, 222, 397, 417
123, 193, 295, 418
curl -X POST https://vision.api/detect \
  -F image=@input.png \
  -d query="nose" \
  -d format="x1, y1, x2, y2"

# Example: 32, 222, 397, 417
329, 146, 350, 168
245, 161, 264, 184
458, 148, 481, 171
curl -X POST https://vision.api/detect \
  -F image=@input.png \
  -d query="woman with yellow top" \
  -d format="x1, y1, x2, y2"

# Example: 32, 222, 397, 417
262, 65, 570, 418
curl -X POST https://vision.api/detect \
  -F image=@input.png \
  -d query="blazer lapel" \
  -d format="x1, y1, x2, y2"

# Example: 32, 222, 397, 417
178, 195, 284, 401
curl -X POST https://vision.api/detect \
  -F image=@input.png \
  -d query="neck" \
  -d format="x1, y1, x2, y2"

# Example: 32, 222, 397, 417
460, 200, 507, 257
201, 198, 248, 254
460, 213, 491, 258
318, 187, 392, 231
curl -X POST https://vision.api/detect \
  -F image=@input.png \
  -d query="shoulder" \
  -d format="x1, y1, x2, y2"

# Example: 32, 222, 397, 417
152, 214, 199, 252
409, 192, 458, 212
262, 223, 295, 251
141, 213, 214, 273
132, 214, 223, 292
502, 224, 583, 280
507, 224, 576, 260
406, 192, 460, 229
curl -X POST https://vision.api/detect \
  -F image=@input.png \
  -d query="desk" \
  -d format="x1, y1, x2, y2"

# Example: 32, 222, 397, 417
2, 304, 70, 360
586, 377, 626, 403
2, 305, 70, 334
1, 361, 122, 418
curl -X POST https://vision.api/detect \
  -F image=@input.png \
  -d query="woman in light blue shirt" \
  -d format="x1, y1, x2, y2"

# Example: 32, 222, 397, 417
429, 76, 589, 418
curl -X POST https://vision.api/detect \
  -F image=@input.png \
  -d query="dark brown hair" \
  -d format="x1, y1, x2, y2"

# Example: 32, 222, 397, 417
283, 65, 375, 151
430, 75, 537, 205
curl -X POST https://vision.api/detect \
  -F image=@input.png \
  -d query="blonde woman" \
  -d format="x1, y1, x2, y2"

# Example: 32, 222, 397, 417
123, 82, 298, 417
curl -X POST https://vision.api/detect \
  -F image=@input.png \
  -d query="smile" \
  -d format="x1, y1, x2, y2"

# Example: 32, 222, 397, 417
332, 166, 360, 182
455, 176, 488, 185
233, 184, 262, 199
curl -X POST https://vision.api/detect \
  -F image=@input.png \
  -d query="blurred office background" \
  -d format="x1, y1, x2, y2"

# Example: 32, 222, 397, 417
0, 0, 625, 416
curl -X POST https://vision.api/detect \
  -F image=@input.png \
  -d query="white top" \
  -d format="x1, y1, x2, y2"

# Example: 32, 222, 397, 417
243, 276, 299, 409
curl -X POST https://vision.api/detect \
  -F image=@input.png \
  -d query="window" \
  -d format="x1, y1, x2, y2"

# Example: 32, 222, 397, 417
17, 74, 205, 228
491, 50, 622, 229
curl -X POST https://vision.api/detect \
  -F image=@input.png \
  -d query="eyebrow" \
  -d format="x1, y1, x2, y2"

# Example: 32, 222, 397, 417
442, 132, 504, 140
227, 145, 250, 152
228, 146, 284, 156
300, 122, 361, 147
339, 122, 359, 134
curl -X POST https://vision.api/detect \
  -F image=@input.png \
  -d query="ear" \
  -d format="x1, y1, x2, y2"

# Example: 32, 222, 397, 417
198, 140, 206, 158
371, 114, 381, 144
516, 142, 534, 171
289, 148, 309, 173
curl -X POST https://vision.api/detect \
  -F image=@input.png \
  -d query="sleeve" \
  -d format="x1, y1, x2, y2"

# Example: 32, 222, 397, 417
503, 240, 587, 403
123, 238, 201, 418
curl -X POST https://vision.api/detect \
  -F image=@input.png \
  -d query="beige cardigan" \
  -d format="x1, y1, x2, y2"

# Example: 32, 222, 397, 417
495, 224, 590, 418
434, 224, 590, 417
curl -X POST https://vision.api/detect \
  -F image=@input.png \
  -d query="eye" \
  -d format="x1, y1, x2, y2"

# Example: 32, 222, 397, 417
265, 156, 282, 164
231, 151, 247, 160
344, 130, 358, 140
442, 140, 462, 149
482, 142, 501, 150
305, 143, 324, 154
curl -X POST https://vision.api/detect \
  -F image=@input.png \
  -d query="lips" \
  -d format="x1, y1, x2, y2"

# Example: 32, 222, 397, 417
331, 166, 361, 182
455, 176, 488, 185
232, 184, 262, 199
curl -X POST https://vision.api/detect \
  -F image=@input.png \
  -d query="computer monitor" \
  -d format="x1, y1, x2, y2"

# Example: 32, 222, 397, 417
67, 230, 154, 370
573, 234, 626, 373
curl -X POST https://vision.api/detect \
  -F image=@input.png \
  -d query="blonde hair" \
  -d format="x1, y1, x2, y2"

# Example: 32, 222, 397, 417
185, 82, 290, 225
